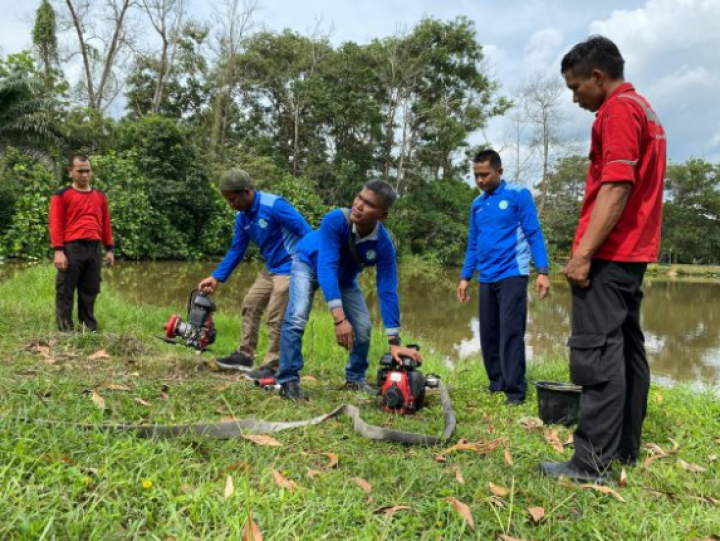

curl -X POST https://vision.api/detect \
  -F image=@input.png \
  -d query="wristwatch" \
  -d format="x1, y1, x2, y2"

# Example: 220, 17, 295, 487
388, 335, 401, 346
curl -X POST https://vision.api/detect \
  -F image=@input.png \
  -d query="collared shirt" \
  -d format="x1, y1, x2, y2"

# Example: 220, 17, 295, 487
212, 191, 312, 280
461, 180, 549, 283
574, 82, 666, 262
295, 208, 400, 336
49, 187, 114, 250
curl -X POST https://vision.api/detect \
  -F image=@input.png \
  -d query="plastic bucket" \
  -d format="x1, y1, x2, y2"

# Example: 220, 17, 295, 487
535, 381, 582, 426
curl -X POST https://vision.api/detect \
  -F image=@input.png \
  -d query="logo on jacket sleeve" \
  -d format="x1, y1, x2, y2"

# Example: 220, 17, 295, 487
499, 200, 509, 210
258, 218, 268, 229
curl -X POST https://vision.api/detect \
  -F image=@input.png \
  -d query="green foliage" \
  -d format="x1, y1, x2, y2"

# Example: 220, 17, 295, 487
32, 0, 60, 89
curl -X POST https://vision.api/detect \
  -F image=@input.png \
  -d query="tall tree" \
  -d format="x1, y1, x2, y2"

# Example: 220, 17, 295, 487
32, 0, 60, 89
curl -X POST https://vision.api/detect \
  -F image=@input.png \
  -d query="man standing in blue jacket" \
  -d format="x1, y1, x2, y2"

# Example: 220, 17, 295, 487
198, 170, 312, 379
276, 180, 421, 400
457, 150, 550, 405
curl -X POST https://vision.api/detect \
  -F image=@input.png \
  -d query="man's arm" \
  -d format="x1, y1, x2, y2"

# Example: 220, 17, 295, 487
211, 214, 250, 283
564, 182, 632, 287
273, 197, 313, 238
517, 188, 549, 299
101, 193, 114, 265
49, 191, 68, 270
457, 201, 477, 303
375, 237, 400, 338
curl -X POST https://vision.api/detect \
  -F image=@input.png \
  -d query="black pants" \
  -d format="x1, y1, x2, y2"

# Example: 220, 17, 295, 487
569, 259, 649, 472
55, 240, 102, 331
479, 276, 529, 401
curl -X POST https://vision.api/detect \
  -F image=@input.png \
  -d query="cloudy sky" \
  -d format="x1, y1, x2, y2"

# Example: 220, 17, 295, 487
1, 0, 719, 170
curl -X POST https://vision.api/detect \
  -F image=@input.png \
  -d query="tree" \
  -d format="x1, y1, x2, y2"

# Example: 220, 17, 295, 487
32, 0, 61, 90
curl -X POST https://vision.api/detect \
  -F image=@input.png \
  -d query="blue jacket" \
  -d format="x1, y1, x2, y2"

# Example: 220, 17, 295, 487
461, 180, 549, 283
295, 209, 400, 336
212, 191, 312, 280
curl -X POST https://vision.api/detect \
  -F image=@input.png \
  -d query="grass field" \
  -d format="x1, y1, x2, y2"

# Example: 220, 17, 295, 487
0, 266, 719, 540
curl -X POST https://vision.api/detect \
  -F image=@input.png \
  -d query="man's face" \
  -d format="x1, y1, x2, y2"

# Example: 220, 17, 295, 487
350, 188, 387, 226
563, 69, 607, 113
473, 161, 502, 192
69, 159, 92, 185
222, 189, 253, 212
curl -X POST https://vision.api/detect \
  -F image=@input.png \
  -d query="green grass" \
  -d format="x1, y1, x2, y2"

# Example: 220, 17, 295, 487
1, 266, 719, 540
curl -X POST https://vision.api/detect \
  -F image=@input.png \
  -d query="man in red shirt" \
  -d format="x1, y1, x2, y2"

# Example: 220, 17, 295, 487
539, 36, 666, 483
49, 154, 114, 331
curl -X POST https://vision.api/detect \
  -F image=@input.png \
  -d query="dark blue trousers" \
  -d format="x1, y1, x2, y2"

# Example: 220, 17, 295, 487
479, 276, 528, 401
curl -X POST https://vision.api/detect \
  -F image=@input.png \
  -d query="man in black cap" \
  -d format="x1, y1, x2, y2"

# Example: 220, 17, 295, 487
198, 170, 312, 378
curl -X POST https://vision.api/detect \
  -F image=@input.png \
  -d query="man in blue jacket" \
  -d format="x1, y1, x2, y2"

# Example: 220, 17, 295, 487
198, 169, 312, 379
457, 150, 550, 405
276, 180, 421, 400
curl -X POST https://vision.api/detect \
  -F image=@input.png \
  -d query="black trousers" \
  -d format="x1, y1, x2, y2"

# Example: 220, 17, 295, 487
569, 259, 649, 472
55, 240, 103, 331
479, 276, 529, 401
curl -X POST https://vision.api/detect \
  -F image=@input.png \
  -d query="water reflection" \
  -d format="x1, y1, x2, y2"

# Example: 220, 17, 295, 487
3, 261, 720, 389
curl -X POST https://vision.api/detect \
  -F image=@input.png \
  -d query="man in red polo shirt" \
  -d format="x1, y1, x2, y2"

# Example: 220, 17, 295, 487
539, 36, 666, 483
50, 153, 114, 331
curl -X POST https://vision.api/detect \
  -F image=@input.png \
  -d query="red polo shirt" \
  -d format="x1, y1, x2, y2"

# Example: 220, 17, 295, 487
573, 82, 666, 262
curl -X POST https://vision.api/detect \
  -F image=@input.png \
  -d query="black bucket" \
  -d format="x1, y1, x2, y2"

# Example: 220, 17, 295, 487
535, 381, 582, 426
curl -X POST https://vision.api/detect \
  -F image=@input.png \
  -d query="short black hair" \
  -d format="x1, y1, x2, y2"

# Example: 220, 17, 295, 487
473, 149, 502, 170
364, 180, 397, 210
68, 153, 90, 168
561, 35, 625, 80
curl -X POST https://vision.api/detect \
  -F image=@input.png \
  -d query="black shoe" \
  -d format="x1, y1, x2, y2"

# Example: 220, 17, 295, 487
616, 455, 638, 467
343, 380, 377, 394
537, 460, 608, 484
246, 366, 277, 380
215, 352, 253, 371
504, 398, 524, 406
280, 381, 306, 401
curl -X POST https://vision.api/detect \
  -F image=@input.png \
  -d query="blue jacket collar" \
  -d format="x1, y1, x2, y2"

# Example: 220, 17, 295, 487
480, 179, 506, 199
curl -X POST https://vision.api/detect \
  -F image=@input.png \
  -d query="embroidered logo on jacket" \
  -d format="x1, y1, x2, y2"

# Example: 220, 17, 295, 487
499, 200, 509, 210
366, 250, 377, 261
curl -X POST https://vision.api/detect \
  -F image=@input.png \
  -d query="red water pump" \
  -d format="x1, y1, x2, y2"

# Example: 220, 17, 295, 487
376, 345, 440, 414
163, 290, 216, 351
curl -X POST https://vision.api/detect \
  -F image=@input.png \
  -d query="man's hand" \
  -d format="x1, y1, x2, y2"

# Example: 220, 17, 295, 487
334, 319, 355, 352
456, 279, 471, 303
54, 251, 68, 270
535, 274, 550, 299
563, 255, 591, 288
104, 251, 115, 267
390, 344, 422, 363
198, 276, 219, 295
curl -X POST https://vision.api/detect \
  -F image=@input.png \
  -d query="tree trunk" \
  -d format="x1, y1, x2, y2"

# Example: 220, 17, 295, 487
65, 0, 96, 109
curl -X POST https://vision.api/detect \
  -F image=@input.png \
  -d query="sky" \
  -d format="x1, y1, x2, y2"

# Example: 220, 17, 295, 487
2, 0, 719, 172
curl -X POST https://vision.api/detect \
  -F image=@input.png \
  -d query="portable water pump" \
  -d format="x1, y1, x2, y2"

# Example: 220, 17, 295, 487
376, 345, 440, 414
163, 289, 216, 351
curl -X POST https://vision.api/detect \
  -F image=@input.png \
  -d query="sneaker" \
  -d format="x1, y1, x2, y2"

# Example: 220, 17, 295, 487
343, 380, 377, 394
537, 460, 608, 484
215, 352, 253, 371
246, 365, 277, 380
280, 381, 306, 401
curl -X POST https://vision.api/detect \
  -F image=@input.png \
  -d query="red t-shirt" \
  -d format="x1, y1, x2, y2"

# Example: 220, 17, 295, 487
49, 187, 114, 250
573, 83, 666, 262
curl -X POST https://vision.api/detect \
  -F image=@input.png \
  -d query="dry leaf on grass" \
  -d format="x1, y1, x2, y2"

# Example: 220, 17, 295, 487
645, 442, 668, 456
243, 434, 282, 447
489, 496, 507, 508
224, 476, 234, 498
443, 438, 508, 456
498, 535, 530, 541
433, 453, 447, 463
579, 483, 626, 503
527, 506, 545, 524
243, 512, 263, 541
103, 383, 132, 391
544, 429, 564, 453
322, 452, 339, 469
504, 446, 514, 466
135, 398, 152, 407
301, 375, 318, 383
619, 468, 628, 487
91, 390, 106, 410
489, 482, 510, 497
375, 505, 411, 516
519, 417, 544, 430
219, 461, 249, 477
455, 467, 465, 485
446, 497, 475, 530
215, 382, 234, 393
273, 470, 298, 491
307, 469, 323, 479
691, 496, 720, 507
678, 459, 706, 473
88, 349, 111, 360
351, 477, 373, 494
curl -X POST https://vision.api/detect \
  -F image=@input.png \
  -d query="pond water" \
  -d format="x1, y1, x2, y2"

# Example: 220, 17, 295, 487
3, 260, 719, 391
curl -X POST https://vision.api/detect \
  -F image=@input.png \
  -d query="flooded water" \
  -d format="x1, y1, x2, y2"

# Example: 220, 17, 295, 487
3, 260, 720, 390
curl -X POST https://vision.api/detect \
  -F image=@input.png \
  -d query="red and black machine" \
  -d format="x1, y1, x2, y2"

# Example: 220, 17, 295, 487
163, 289, 216, 351
377, 345, 440, 414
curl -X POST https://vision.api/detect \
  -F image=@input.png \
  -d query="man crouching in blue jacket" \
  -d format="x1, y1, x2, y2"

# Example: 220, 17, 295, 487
457, 150, 550, 405
276, 180, 421, 400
